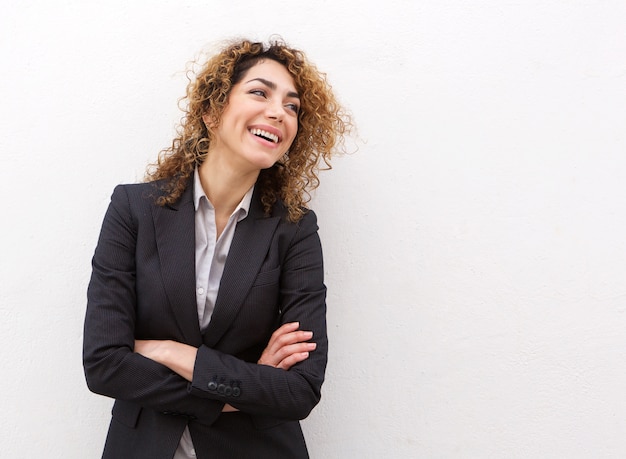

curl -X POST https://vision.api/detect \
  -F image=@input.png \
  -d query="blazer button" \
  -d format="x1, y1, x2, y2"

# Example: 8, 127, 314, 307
217, 384, 226, 394
224, 386, 233, 396
232, 387, 241, 397
208, 381, 218, 391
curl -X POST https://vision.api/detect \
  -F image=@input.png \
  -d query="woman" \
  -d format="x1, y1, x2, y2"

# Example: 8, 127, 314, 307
83, 38, 350, 459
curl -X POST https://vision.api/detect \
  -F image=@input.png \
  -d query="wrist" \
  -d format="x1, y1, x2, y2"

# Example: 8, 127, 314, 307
159, 340, 175, 367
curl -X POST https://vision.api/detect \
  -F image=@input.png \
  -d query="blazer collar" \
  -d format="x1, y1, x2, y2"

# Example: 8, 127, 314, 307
202, 185, 281, 347
151, 176, 282, 348
152, 179, 203, 345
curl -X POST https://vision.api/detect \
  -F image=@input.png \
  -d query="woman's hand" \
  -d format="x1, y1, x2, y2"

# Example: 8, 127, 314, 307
135, 323, 315, 414
135, 340, 239, 413
257, 322, 317, 370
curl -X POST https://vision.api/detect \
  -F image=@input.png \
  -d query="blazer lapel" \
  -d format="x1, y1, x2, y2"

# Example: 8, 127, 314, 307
152, 182, 203, 346
203, 190, 280, 347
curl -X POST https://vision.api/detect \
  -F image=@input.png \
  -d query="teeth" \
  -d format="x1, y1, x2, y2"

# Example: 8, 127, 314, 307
250, 128, 279, 143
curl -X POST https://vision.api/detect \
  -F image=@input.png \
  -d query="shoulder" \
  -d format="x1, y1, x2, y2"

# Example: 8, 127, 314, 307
295, 207, 318, 231
103, 181, 172, 227
271, 202, 319, 249
267, 196, 318, 230
110, 178, 190, 209
111, 180, 164, 200
293, 209, 319, 245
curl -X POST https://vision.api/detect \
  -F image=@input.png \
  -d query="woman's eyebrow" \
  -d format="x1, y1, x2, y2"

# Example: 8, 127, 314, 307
245, 77, 300, 99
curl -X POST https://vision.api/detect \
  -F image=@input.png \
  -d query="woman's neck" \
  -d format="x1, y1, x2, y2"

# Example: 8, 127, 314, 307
197, 158, 258, 217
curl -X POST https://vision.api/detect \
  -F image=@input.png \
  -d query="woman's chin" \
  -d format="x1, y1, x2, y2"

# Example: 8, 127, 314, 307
246, 153, 285, 171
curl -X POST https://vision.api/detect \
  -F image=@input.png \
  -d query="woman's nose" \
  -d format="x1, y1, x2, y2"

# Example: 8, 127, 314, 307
265, 100, 284, 121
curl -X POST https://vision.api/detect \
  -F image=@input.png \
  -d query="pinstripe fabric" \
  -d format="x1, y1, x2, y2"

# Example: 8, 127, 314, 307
83, 177, 326, 459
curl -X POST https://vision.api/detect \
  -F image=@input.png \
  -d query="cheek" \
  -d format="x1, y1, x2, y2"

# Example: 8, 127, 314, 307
284, 135, 296, 151
288, 121, 299, 143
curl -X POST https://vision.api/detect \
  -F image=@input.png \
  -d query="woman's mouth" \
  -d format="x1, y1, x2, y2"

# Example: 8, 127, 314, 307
250, 128, 279, 143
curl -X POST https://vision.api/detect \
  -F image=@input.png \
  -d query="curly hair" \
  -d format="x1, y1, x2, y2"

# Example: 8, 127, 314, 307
146, 38, 351, 222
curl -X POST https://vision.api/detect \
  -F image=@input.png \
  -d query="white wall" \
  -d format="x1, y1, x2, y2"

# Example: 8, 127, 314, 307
2, 1, 625, 457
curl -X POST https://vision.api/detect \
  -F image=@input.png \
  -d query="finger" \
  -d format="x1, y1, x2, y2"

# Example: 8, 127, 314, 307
259, 323, 315, 367
268, 322, 300, 343
258, 338, 316, 367
277, 341, 317, 360
272, 322, 300, 338
272, 342, 317, 369
267, 329, 313, 352
264, 323, 298, 351
277, 351, 312, 370
222, 404, 239, 412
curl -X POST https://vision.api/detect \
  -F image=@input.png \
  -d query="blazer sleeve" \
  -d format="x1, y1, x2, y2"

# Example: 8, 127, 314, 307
83, 185, 223, 425
189, 209, 328, 420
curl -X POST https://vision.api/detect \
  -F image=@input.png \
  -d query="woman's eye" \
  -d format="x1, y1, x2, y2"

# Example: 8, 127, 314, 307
250, 89, 266, 97
285, 103, 300, 113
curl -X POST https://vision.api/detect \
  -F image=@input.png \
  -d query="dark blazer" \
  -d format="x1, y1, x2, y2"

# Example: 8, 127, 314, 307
83, 178, 328, 459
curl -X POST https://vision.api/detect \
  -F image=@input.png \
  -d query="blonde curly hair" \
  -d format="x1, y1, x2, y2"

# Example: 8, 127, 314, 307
146, 38, 351, 222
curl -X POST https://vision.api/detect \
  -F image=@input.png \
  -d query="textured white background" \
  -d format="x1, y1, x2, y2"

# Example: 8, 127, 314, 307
2, 1, 626, 457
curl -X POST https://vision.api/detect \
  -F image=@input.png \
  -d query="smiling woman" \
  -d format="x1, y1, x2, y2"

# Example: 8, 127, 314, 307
206, 60, 300, 179
83, 38, 351, 459
147, 39, 351, 222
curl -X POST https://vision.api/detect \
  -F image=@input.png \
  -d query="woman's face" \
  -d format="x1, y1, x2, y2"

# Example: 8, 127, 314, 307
205, 59, 300, 173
